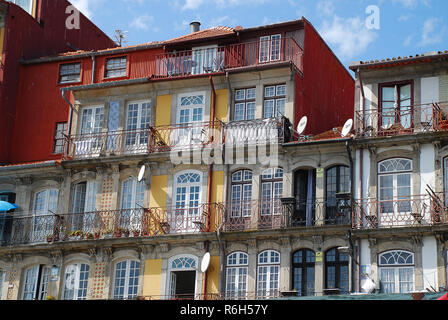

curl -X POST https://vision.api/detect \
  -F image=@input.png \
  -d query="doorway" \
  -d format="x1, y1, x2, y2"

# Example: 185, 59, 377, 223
170, 271, 196, 300
293, 169, 316, 226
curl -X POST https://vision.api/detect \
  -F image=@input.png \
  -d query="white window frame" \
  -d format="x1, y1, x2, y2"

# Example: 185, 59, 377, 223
192, 44, 219, 74
62, 263, 90, 300
225, 252, 248, 299
379, 250, 415, 294
167, 254, 198, 299
261, 168, 283, 216
113, 259, 141, 300
32, 189, 59, 243
259, 34, 282, 63
125, 100, 151, 149
256, 250, 280, 298
231, 170, 253, 218
21, 265, 50, 300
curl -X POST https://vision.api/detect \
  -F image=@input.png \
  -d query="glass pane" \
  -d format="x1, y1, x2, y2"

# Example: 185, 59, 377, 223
382, 87, 395, 101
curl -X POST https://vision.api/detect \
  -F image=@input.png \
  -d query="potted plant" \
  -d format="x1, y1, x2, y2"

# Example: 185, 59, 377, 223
68, 230, 84, 241
105, 229, 114, 239
46, 235, 53, 243
85, 232, 94, 240
132, 230, 140, 237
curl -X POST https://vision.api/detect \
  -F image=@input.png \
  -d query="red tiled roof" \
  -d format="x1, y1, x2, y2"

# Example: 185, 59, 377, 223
164, 26, 235, 44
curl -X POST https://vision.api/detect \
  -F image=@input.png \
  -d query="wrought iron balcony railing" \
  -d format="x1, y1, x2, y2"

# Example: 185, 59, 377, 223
0, 204, 224, 246
351, 194, 448, 229
223, 118, 287, 146
64, 121, 223, 160
153, 37, 303, 79
355, 102, 448, 138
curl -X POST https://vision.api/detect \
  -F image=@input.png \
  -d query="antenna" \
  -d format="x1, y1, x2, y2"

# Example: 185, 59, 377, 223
297, 116, 308, 136
138, 165, 146, 182
341, 119, 353, 137
200, 252, 211, 273
113, 30, 128, 47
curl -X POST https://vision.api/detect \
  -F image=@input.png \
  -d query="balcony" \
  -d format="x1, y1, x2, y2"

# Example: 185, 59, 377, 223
352, 194, 448, 229
64, 121, 223, 160
221, 198, 351, 232
355, 102, 448, 138
153, 37, 303, 79
0, 203, 224, 246
223, 118, 288, 146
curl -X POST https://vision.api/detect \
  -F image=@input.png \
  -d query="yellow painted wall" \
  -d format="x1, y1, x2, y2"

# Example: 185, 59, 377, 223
210, 170, 224, 231
150, 175, 168, 208
214, 89, 228, 122
143, 259, 163, 298
156, 94, 172, 126
206, 256, 221, 295
0, 28, 4, 56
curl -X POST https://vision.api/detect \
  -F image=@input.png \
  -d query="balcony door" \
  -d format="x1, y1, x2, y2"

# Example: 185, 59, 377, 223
259, 34, 282, 63
380, 82, 413, 130
260, 168, 283, 228
173, 93, 205, 148
32, 189, 59, 243
378, 158, 412, 227
173, 172, 202, 233
120, 178, 145, 232
293, 169, 316, 226
125, 101, 151, 153
77, 106, 104, 157
192, 45, 221, 75
71, 181, 97, 234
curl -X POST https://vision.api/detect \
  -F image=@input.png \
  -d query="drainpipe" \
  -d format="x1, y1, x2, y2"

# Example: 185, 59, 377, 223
61, 88, 74, 157
91, 53, 96, 84
345, 139, 357, 293
202, 240, 210, 300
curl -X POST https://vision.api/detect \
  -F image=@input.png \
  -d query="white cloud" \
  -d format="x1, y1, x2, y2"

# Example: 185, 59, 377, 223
181, 0, 270, 10
130, 14, 154, 30
319, 15, 378, 60
316, 0, 335, 17
70, 0, 93, 18
418, 17, 446, 46
390, 0, 431, 8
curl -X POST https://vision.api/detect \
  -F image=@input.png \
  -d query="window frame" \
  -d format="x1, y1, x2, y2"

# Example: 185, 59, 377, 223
58, 62, 82, 84
263, 84, 286, 119
21, 265, 50, 300
112, 259, 141, 300
325, 165, 351, 220
291, 249, 316, 297
225, 251, 249, 299
378, 80, 414, 130
62, 263, 90, 300
256, 250, 280, 298
233, 87, 256, 121
324, 247, 349, 294
259, 34, 282, 63
104, 55, 129, 79
230, 170, 253, 218
260, 168, 283, 216
52, 122, 67, 154
378, 250, 415, 294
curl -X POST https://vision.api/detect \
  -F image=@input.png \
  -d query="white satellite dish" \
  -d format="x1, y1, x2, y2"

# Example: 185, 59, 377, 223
297, 116, 308, 135
341, 119, 353, 137
137, 165, 146, 182
201, 252, 211, 273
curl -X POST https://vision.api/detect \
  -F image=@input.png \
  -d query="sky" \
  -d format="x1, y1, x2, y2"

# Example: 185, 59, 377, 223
70, 0, 448, 72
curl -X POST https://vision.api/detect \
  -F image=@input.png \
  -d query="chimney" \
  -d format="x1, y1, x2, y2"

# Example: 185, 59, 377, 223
190, 21, 201, 33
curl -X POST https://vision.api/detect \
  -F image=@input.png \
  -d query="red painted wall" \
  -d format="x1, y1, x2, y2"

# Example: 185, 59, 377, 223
294, 19, 354, 136
0, 0, 117, 164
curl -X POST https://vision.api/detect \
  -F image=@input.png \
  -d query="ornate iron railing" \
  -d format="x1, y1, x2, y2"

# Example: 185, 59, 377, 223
355, 102, 448, 138
0, 204, 224, 246
153, 37, 303, 79
135, 290, 282, 301
351, 194, 448, 229
223, 118, 287, 146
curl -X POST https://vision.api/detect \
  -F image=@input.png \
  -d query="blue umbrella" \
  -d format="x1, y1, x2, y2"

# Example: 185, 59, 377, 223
0, 201, 18, 212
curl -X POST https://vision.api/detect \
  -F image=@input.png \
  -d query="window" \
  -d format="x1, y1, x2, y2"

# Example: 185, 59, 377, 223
173, 172, 202, 232
59, 63, 81, 84
263, 84, 286, 119
174, 93, 205, 146
53, 122, 67, 154
80, 106, 104, 135
234, 88, 256, 121
62, 263, 90, 300
292, 249, 315, 296
105, 56, 127, 78
71, 181, 97, 232
378, 159, 412, 224
8, 0, 33, 14
261, 168, 283, 215
32, 189, 59, 243
226, 252, 248, 299
120, 177, 145, 231
325, 248, 349, 294
379, 250, 414, 294
380, 82, 413, 129
0, 270, 4, 300
113, 260, 140, 300
125, 101, 151, 148
444, 157, 448, 207
259, 34, 282, 63
325, 166, 350, 222
257, 250, 280, 298
22, 265, 50, 300
231, 170, 253, 217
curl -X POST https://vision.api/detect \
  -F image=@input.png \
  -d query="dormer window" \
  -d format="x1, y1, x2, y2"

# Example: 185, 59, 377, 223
259, 34, 282, 63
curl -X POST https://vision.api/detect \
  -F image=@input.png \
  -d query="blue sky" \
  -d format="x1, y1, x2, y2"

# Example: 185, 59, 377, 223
71, 0, 448, 70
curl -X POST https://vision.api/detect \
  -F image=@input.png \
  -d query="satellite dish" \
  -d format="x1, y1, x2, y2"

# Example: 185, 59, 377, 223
138, 165, 146, 182
297, 116, 308, 135
361, 278, 376, 293
341, 119, 353, 137
201, 252, 211, 273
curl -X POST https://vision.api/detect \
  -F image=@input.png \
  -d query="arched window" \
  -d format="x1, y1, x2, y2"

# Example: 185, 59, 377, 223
378, 158, 412, 223
62, 263, 90, 300
325, 248, 349, 294
231, 170, 252, 217
32, 189, 59, 243
113, 259, 140, 300
168, 255, 198, 299
261, 168, 283, 216
257, 250, 280, 298
171, 256, 196, 270
379, 250, 414, 293
226, 252, 248, 299
22, 265, 50, 300
173, 171, 202, 232
325, 165, 350, 224
292, 249, 315, 296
